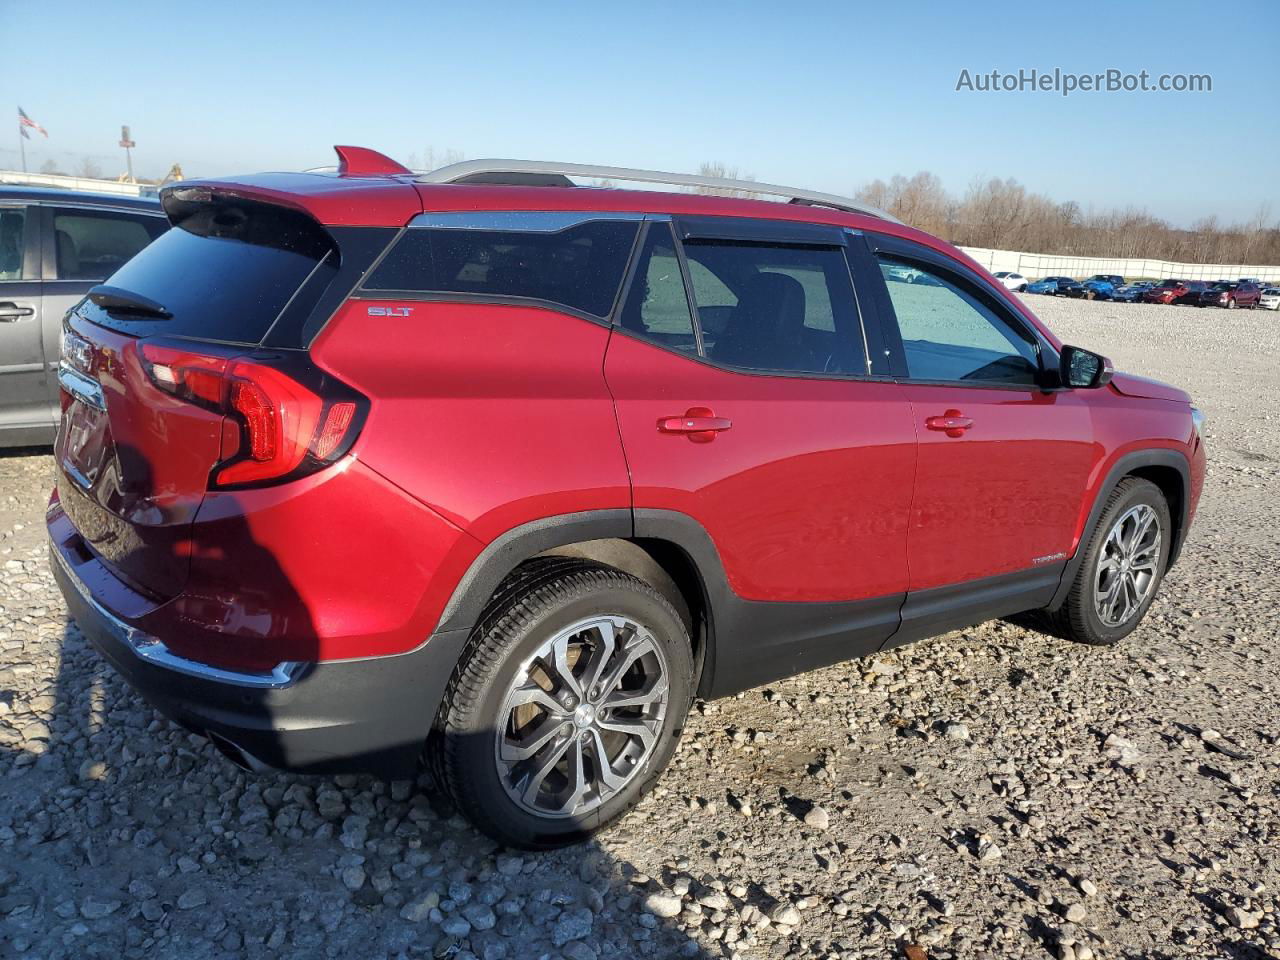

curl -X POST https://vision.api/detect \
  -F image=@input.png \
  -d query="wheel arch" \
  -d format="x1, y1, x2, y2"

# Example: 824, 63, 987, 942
1048, 448, 1191, 611
435, 509, 728, 699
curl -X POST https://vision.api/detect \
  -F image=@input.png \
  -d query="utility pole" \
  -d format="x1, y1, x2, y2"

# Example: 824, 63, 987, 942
119, 124, 136, 183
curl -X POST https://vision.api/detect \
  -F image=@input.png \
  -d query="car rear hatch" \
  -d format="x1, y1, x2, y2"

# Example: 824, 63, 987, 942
54, 190, 357, 600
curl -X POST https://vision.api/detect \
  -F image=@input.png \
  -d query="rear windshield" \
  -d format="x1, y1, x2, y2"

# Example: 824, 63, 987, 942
363, 219, 640, 318
86, 198, 335, 344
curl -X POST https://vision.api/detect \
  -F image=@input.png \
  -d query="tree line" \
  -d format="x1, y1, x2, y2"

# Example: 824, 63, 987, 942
32, 149, 1280, 266
854, 172, 1279, 266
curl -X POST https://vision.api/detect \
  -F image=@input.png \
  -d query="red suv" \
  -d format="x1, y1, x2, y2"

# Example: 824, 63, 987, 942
1198, 281, 1262, 309
49, 147, 1205, 848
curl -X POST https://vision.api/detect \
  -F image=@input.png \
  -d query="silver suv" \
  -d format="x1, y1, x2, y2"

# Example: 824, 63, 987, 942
0, 186, 166, 445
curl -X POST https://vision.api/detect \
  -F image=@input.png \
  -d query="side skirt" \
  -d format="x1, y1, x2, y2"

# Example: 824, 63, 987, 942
700, 592, 903, 699
882, 564, 1066, 652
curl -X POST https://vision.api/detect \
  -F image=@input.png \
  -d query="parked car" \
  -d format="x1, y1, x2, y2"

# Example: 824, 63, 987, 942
1084, 274, 1124, 287
885, 263, 925, 284
1238, 278, 1264, 286
1144, 279, 1192, 304
1172, 281, 1210, 305
993, 270, 1028, 292
1027, 276, 1083, 296
1260, 287, 1280, 310
1, 187, 167, 446
48, 148, 1206, 848
1025, 277, 1065, 294
1199, 281, 1261, 309
1082, 279, 1117, 300
1113, 281, 1155, 303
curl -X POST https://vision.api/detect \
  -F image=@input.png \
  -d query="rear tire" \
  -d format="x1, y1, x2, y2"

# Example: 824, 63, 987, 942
1043, 477, 1171, 646
432, 558, 694, 849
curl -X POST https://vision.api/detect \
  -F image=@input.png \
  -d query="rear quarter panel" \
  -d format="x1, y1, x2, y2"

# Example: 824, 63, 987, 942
312, 300, 632, 543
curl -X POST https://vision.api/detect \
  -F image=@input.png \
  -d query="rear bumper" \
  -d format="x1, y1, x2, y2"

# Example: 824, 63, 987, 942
50, 523, 470, 777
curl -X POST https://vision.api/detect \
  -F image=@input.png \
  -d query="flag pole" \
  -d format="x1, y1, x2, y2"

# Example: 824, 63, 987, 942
18, 117, 26, 173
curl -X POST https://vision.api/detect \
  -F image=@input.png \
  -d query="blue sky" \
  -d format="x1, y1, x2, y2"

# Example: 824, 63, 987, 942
4, 0, 1277, 226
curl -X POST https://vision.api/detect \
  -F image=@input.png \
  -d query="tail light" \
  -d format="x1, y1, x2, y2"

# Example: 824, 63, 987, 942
139, 341, 366, 489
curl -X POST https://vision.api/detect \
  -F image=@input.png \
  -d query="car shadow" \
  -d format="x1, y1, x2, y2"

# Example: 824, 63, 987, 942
1, 443, 717, 959
0, 443, 54, 459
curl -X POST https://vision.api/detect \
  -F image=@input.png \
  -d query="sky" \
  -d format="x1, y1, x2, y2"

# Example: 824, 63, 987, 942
3, 0, 1277, 227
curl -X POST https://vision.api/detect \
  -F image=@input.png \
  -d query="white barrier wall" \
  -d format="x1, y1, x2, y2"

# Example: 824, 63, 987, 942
959, 246, 1280, 283
0, 170, 157, 197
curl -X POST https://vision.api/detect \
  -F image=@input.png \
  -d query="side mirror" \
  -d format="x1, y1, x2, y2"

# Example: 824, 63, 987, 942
1060, 345, 1114, 389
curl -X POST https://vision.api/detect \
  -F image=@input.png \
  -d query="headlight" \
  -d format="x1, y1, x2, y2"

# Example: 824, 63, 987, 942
1191, 406, 1205, 435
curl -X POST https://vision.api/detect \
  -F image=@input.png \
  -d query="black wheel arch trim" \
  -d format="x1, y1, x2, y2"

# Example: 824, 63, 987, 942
437, 507, 905, 701
435, 509, 634, 634
1048, 448, 1191, 611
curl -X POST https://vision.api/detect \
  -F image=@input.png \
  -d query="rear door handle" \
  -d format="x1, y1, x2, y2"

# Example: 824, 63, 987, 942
0, 302, 36, 322
925, 409, 973, 437
657, 407, 732, 443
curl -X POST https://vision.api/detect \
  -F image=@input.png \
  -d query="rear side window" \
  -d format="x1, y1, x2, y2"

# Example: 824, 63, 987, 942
683, 242, 866, 375
52, 208, 166, 281
88, 198, 336, 344
0, 208, 26, 280
364, 219, 639, 318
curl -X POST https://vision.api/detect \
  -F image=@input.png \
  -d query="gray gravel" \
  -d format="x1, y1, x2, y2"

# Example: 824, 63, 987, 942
2, 294, 1278, 959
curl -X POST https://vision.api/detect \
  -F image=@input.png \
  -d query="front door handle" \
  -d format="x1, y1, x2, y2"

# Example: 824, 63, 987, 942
657, 407, 732, 443
0, 302, 36, 322
925, 409, 973, 438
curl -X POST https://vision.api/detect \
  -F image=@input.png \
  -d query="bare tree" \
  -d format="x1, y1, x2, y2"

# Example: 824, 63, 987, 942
694, 162, 756, 197
74, 156, 104, 179
851, 170, 1280, 266
408, 146, 466, 172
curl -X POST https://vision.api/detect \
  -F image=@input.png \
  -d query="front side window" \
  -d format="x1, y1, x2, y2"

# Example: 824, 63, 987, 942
0, 208, 26, 280
682, 241, 865, 375
52, 208, 166, 281
364, 218, 639, 318
616, 223, 698, 355
876, 255, 1041, 385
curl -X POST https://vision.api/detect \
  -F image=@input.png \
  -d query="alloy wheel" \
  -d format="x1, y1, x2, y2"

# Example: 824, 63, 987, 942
1094, 504, 1162, 627
494, 615, 669, 818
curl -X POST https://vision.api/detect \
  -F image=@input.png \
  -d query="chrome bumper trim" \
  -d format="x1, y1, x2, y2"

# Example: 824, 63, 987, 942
58, 364, 106, 411
51, 542, 304, 690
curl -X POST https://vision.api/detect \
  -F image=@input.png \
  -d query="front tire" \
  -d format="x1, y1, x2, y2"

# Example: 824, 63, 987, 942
1045, 477, 1172, 646
433, 558, 694, 848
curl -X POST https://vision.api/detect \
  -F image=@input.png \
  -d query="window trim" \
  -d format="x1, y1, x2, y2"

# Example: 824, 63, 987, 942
673, 215, 848, 247
863, 231, 1059, 390
407, 211, 646, 232
349, 288, 616, 330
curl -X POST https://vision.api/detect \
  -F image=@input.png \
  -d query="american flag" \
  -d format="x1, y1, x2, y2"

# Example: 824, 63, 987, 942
18, 107, 48, 139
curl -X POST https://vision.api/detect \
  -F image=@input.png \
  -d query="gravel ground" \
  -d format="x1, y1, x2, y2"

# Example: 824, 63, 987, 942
1, 295, 1278, 960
